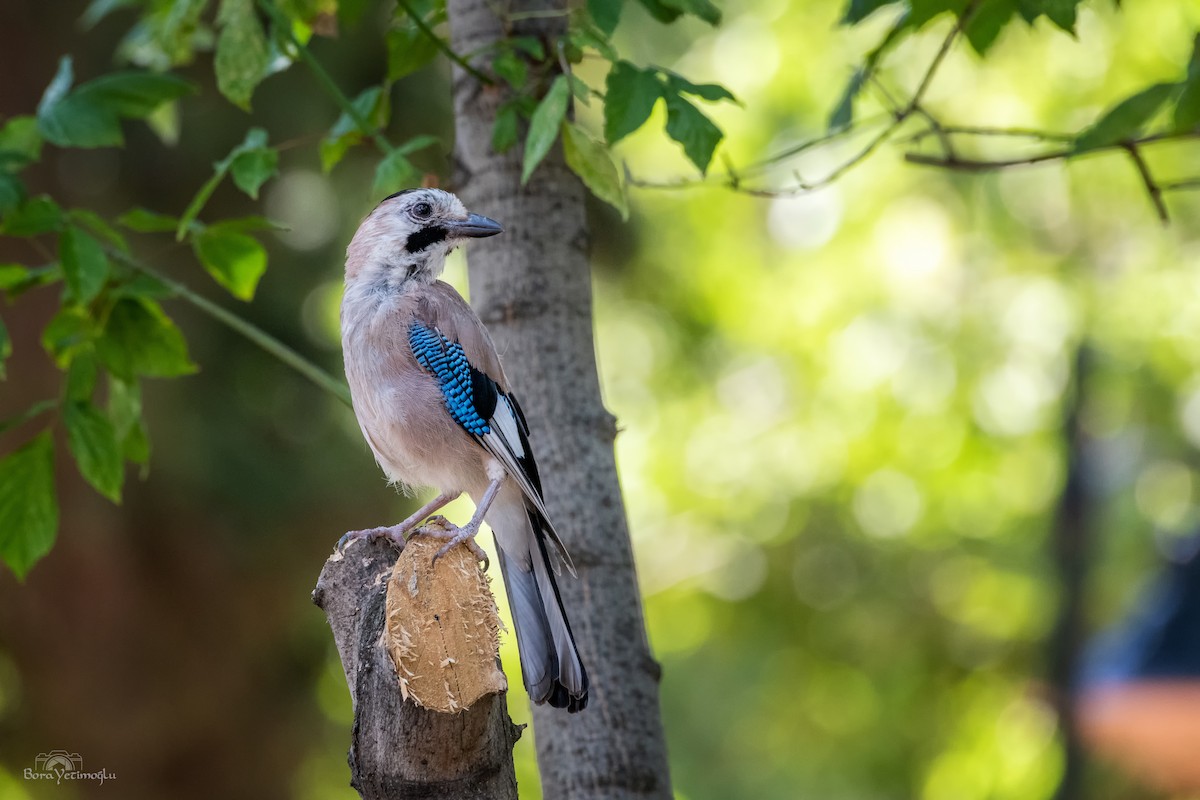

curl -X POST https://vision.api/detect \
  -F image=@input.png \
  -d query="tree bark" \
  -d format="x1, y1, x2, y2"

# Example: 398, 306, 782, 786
446, 2, 674, 798
313, 537, 522, 799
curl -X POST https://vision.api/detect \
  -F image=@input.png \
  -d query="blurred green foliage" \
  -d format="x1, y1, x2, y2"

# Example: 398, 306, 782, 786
2, 0, 1200, 798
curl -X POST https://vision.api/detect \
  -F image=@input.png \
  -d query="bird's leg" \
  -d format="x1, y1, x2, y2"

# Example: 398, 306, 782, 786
421, 477, 504, 568
337, 491, 459, 551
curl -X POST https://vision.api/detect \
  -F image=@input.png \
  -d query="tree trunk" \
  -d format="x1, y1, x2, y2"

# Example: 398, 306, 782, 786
445, 2, 674, 797
314, 537, 522, 799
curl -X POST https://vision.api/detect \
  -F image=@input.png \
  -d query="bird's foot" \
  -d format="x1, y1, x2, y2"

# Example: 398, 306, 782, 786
415, 520, 489, 571
336, 524, 410, 554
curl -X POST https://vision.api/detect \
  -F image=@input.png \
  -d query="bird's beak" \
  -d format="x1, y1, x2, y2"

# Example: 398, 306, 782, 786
449, 213, 504, 238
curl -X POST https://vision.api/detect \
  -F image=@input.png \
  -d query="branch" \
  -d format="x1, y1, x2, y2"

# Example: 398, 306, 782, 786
258, 0, 396, 154
108, 250, 353, 407
394, 0, 494, 85
1123, 143, 1169, 224
627, 3, 980, 197
314, 533, 520, 799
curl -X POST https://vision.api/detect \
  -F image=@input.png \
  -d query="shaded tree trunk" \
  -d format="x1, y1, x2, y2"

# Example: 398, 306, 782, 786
446, 1, 674, 797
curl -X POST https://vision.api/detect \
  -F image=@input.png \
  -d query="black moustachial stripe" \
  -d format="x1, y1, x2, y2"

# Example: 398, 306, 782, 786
405, 225, 448, 253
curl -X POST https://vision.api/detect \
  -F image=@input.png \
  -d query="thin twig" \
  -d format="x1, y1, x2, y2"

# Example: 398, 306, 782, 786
108, 250, 353, 407
901, 125, 1077, 145
258, 0, 395, 155
1123, 143, 1169, 224
394, 0, 494, 85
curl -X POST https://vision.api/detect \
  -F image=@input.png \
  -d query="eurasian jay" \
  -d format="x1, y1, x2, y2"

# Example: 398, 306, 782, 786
339, 188, 589, 713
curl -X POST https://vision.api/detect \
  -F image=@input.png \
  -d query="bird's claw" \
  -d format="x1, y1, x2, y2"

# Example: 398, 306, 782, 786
336, 525, 407, 554
416, 523, 489, 571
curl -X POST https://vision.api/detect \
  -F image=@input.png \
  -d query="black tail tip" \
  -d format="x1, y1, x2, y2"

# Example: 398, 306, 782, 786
543, 681, 588, 713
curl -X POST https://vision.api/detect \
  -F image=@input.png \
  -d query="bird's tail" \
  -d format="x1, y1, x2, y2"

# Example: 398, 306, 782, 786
495, 508, 589, 712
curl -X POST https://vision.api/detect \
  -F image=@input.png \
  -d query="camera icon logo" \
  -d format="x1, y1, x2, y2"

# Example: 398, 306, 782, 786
33, 750, 83, 777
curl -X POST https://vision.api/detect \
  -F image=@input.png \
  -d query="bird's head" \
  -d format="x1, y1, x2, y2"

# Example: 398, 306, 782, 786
344, 188, 503, 288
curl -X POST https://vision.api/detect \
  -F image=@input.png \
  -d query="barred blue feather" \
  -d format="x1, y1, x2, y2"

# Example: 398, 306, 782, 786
409, 322, 491, 436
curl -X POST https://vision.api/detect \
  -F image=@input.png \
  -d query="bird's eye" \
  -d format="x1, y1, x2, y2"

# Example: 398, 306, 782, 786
412, 202, 434, 219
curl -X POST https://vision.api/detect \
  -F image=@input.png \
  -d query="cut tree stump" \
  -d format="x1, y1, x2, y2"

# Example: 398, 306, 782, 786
313, 527, 521, 800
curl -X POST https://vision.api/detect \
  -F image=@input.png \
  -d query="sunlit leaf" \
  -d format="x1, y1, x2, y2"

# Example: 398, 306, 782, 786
97, 298, 196, 380
605, 61, 662, 144
0, 432, 57, 579
562, 121, 628, 219
178, 128, 274, 239
60, 226, 110, 304
64, 400, 123, 503
230, 143, 278, 199
1075, 83, 1178, 152
664, 92, 723, 174
215, 0, 270, 110
192, 224, 268, 300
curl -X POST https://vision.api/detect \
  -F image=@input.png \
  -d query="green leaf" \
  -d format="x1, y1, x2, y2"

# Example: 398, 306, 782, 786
562, 121, 628, 219
0, 116, 43, 167
177, 128, 273, 239
510, 37, 546, 61
964, 0, 1016, 55
1075, 83, 1179, 152
0, 432, 58, 579
372, 150, 418, 198
230, 145, 278, 199
569, 20, 619, 61
118, 207, 179, 233
36, 57, 193, 148
80, 0, 138, 29
605, 62, 663, 145
68, 209, 129, 252
109, 376, 151, 466
589, 0, 624, 34
661, 0, 720, 25
0, 314, 9, 379
76, 71, 195, 118
60, 226, 110, 304
192, 224, 268, 300
522, 76, 571, 184
635, 0, 683, 23
42, 307, 95, 367
97, 298, 196, 380
493, 51, 529, 91
320, 86, 389, 172
1, 196, 63, 237
664, 92, 723, 174
829, 69, 866, 130
1174, 35, 1200, 132
0, 265, 30, 290
909, 0, 961, 28
215, 0, 270, 110
841, 0, 902, 24
1018, 0, 1080, 33
64, 400, 123, 503
663, 72, 737, 103
0, 174, 25, 217
66, 351, 98, 401
492, 102, 521, 154
386, 25, 440, 81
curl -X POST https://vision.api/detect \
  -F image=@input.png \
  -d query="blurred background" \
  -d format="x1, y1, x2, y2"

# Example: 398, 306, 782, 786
4, 0, 1200, 798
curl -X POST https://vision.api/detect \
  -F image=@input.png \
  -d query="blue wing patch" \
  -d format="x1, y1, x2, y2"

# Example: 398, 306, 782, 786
409, 322, 492, 436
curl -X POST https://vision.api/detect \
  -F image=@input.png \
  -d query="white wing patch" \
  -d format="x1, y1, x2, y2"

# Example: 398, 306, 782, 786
492, 396, 525, 458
